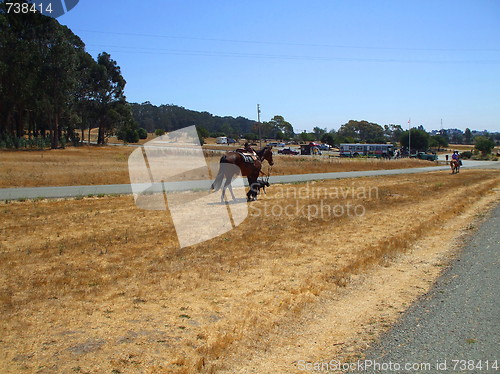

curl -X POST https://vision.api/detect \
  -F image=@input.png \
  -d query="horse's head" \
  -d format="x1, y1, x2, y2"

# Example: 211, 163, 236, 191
263, 146, 274, 165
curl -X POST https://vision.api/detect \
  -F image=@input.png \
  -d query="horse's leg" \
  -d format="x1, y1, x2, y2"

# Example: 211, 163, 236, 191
246, 178, 254, 201
228, 184, 236, 200
219, 170, 228, 203
224, 172, 237, 201
247, 178, 259, 201
221, 170, 238, 202
220, 183, 226, 202
221, 175, 231, 202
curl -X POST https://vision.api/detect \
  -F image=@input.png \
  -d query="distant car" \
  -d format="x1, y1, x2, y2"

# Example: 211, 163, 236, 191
416, 152, 438, 161
278, 147, 299, 155
318, 144, 331, 151
227, 138, 237, 144
267, 142, 285, 147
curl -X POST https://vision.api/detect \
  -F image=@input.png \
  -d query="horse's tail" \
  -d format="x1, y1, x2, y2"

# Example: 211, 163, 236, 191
211, 170, 224, 192
211, 156, 228, 191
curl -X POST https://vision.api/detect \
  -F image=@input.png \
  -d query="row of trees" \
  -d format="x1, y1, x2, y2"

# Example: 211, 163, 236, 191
2, 4, 495, 150
436, 128, 500, 145
0, 1, 136, 148
131, 102, 257, 139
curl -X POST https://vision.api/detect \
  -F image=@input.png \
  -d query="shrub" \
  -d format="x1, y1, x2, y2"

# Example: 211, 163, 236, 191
154, 129, 165, 136
461, 151, 472, 159
137, 128, 148, 139
125, 129, 139, 143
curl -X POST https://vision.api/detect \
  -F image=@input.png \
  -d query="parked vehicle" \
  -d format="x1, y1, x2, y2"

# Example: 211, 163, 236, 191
267, 142, 285, 147
278, 147, 300, 155
318, 144, 331, 151
415, 152, 438, 161
216, 136, 228, 144
339, 143, 394, 158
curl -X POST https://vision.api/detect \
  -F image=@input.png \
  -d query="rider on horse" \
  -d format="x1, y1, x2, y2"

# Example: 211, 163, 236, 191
243, 142, 256, 155
452, 150, 462, 165
450, 151, 461, 174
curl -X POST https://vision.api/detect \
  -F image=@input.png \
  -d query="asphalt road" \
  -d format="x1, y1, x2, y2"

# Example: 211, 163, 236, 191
0, 160, 498, 201
353, 203, 500, 373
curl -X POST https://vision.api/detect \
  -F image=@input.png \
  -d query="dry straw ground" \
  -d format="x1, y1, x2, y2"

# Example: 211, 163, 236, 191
1, 168, 499, 373
0, 146, 434, 188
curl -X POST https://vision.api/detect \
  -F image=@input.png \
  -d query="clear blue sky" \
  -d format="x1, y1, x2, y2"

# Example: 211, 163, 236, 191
59, 0, 500, 133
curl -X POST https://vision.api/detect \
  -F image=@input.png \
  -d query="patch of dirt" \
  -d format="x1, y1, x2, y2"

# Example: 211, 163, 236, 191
217, 187, 499, 373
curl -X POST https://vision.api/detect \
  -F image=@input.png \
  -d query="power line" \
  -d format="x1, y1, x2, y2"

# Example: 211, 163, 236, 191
76, 29, 500, 53
84, 45, 500, 64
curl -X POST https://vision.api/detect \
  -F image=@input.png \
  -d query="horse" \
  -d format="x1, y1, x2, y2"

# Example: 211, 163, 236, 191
450, 159, 460, 174
211, 146, 274, 202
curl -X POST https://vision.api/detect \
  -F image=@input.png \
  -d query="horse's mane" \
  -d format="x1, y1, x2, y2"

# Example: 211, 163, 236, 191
256, 146, 271, 155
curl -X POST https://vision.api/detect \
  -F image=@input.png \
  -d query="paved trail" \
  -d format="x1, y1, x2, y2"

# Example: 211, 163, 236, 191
0, 160, 498, 200
355, 203, 500, 373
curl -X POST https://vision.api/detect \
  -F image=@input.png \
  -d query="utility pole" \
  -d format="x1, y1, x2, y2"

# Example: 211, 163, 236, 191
408, 118, 411, 157
257, 104, 262, 148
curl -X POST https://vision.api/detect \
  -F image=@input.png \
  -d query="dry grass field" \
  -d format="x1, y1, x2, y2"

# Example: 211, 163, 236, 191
1, 168, 499, 373
269, 155, 430, 176
0, 146, 435, 188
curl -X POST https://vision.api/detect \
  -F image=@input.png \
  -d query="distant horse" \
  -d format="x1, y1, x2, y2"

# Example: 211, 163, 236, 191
450, 159, 460, 174
211, 146, 274, 202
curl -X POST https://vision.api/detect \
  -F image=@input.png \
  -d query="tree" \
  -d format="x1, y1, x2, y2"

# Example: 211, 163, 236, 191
243, 133, 257, 141
474, 136, 495, 155
384, 124, 403, 143
464, 128, 473, 144
298, 131, 315, 142
267, 115, 294, 140
254, 121, 274, 139
321, 132, 335, 146
113, 103, 139, 144
196, 126, 209, 139
450, 132, 463, 144
93, 52, 126, 144
0, 4, 86, 148
0, 5, 131, 149
338, 120, 385, 143
429, 135, 448, 150
439, 129, 449, 142
196, 126, 209, 145
130, 102, 258, 137
400, 129, 430, 152
74, 51, 99, 144
312, 126, 326, 141
42, 23, 85, 148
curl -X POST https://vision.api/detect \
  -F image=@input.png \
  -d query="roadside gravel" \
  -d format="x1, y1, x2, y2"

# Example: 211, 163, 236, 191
354, 203, 500, 373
